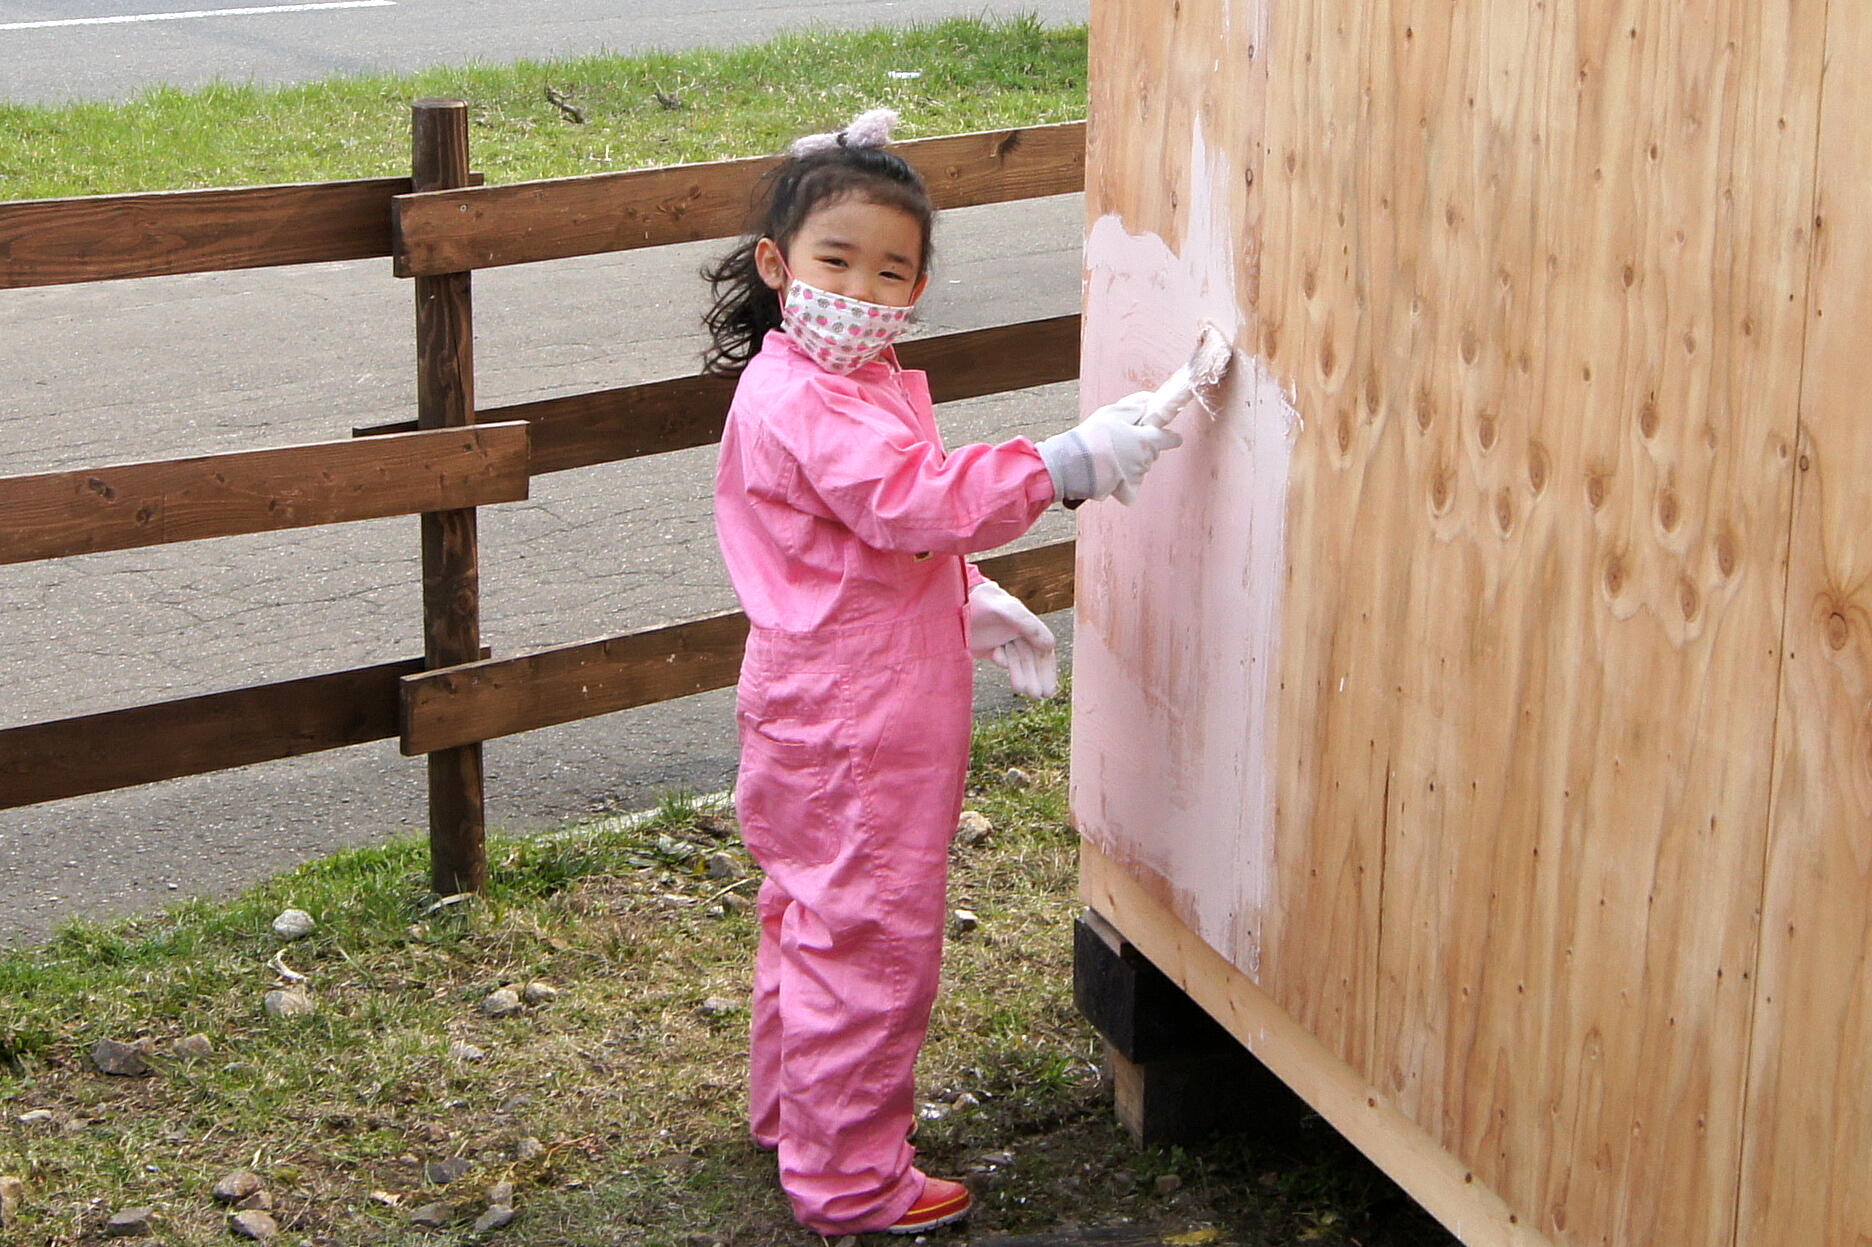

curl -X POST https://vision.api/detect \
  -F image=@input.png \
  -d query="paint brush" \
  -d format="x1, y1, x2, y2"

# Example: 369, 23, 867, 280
1064, 323, 1234, 509
1140, 321, 1234, 427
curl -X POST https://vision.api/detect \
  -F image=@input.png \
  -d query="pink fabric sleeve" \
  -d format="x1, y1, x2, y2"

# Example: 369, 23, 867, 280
765, 374, 1056, 556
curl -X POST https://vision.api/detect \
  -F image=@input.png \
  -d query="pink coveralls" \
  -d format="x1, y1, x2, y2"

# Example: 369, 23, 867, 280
715, 330, 1055, 1234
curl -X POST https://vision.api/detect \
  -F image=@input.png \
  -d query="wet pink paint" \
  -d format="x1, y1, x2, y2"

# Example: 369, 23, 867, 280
1072, 127, 1300, 976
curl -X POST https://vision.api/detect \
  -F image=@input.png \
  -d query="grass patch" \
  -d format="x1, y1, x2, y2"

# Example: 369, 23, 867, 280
0, 17, 1088, 200
0, 687, 1452, 1246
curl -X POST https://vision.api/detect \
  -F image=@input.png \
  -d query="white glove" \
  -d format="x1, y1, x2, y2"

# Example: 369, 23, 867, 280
966, 578, 1058, 699
1036, 391, 1184, 505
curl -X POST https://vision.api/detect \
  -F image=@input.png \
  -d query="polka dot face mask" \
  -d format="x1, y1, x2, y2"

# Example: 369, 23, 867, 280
779, 269, 916, 375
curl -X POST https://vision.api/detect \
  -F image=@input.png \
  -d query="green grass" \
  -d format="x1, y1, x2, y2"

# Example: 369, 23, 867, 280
0, 17, 1088, 200
0, 687, 1452, 1247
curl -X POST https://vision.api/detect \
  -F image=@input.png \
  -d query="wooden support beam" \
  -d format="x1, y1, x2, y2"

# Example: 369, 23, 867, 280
0, 657, 425, 809
0, 423, 528, 565
0, 175, 472, 290
1077, 912, 1305, 1147
351, 315, 1082, 475
411, 98, 487, 897
392, 121, 1085, 276
399, 539, 1075, 754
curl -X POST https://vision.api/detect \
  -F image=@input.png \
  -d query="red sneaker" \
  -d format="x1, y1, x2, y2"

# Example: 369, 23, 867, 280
884, 1177, 971, 1234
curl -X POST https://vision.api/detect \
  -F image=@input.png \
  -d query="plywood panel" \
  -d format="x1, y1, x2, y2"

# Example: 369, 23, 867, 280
1742, 3, 1872, 1242
1079, 1, 1827, 1244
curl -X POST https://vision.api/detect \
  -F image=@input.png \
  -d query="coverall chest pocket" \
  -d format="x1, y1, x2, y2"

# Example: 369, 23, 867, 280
734, 667, 851, 867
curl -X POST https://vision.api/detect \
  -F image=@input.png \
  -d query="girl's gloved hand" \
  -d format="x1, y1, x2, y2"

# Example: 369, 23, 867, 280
967, 579, 1058, 698
1036, 392, 1184, 505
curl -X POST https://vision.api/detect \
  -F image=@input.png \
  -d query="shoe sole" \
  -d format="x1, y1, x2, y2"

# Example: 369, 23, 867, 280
883, 1195, 971, 1234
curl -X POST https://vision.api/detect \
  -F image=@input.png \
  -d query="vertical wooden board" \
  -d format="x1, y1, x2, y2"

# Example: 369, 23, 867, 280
1743, 4, 1872, 1243
1075, 0, 1320, 1039
1253, 2, 1817, 1243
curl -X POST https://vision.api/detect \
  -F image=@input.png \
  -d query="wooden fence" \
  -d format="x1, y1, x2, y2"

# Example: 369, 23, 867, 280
0, 106, 1086, 892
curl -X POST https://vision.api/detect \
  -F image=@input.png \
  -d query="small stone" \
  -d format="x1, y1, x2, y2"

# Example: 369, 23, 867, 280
1003, 767, 1034, 789
425, 1157, 473, 1185
449, 1041, 488, 1062
697, 995, 738, 1018
237, 1192, 274, 1213
485, 1181, 514, 1207
172, 1033, 214, 1061
496, 1094, 533, 1114
954, 810, 993, 848
90, 1038, 152, 1077
513, 1137, 545, 1162
1154, 1172, 1183, 1196
368, 1191, 401, 1207
105, 1207, 154, 1237
17, 1109, 56, 1128
212, 1171, 266, 1204
479, 989, 522, 1018
949, 908, 980, 936
0, 1176, 25, 1227
263, 988, 314, 1019
472, 1205, 516, 1234
720, 892, 754, 914
409, 1202, 457, 1228
704, 852, 740, 881
519, 981, 558, 1006
271, 909, 315, 940
952, 1091, 981, 1109
229, 1209, 279, 1240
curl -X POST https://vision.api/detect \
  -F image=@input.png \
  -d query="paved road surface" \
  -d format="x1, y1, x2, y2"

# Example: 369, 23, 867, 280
0, 193, 1084, 945
0, 0, 1089, 104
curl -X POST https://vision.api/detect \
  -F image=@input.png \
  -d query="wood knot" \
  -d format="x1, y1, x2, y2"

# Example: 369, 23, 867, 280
1585, 468, 1610, 511
1477, 412, 1497, 451
1657, 489, 1681, 533
1527, 442, 1551, 494
1826, 611, 1851, 651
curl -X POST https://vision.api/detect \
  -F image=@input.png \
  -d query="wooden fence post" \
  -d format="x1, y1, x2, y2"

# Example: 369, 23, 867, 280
411, 98, 486, 895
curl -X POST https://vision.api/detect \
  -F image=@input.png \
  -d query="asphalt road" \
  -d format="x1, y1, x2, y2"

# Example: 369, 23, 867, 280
0, 0, 1089, 104
0, 192, 1085, 945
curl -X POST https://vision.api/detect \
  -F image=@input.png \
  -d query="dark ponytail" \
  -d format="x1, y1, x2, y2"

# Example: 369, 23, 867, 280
701, 138, 934, 377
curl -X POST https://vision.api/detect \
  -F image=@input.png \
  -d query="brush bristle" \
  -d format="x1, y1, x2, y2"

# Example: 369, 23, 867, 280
1187, 323, 1233, 395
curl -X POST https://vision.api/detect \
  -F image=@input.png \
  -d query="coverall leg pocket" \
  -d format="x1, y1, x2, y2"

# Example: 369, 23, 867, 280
735, 667, 850, 867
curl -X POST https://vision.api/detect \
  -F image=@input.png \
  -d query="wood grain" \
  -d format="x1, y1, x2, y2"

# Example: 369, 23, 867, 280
354, 315, 1081, 474
411, 97, 487, 897
1080, 1, 1830, 1243
0, 422, 529, 565
399, 539, 1074, 754
0, 176, 478, 289
0, 657, 427, 809
1741, 3, 1872, 1242
392, 121, 1085, 276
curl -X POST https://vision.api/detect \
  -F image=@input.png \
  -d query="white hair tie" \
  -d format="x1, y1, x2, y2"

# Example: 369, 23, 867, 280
789, 108, 900, 157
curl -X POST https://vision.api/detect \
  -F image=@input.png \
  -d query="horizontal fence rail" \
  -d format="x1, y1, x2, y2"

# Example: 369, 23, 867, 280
354, 315, 1082, 473
0, 423, 530, 565
0, 658, 424, 810
399, 539, 1077, 755
0, 174, 481, 290
392, 121, 1086, 276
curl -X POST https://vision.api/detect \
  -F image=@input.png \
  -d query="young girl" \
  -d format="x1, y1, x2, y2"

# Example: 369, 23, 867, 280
706, 108, 1184, 1237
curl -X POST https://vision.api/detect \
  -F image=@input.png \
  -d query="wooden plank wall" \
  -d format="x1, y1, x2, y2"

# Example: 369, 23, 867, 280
1079, 1, 1857, 1244
1742, 4, 1872, 1244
